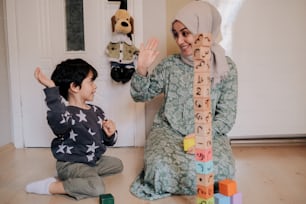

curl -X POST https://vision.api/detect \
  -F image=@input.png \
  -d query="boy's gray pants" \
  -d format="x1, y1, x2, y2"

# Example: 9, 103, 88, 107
56, 155, 123, 200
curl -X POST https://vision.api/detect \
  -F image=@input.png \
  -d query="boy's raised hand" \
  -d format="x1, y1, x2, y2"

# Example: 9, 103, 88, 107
34, 67, 55, 88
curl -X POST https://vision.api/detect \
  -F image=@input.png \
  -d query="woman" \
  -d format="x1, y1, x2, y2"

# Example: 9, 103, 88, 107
130, 1, 237, 200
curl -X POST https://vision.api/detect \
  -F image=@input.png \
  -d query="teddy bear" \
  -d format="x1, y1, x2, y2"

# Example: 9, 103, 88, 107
106, 0, 139, 84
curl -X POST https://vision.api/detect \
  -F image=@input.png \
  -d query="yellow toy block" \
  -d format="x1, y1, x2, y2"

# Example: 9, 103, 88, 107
183, 135, 195, 152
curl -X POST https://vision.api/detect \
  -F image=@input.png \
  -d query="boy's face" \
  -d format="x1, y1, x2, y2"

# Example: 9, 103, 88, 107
79, 71, 97, 102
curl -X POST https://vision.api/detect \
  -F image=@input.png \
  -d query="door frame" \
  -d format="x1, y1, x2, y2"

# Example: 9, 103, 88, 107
5, 0, 145, 148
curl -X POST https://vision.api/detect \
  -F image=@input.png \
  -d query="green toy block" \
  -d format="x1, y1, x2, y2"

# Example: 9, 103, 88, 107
197, 196, 214, 204
99, 193, 114, 204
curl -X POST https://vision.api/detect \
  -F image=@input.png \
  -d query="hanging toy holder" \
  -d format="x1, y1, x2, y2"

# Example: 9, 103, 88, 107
106, 0, 139, 84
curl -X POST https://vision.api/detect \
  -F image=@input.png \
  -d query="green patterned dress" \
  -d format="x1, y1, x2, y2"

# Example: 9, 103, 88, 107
130, 54, 237, 200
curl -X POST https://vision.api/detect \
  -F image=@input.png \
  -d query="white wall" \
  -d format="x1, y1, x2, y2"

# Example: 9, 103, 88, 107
229, 0, 306, 137
143, 0, 167, 135
0, 0, 12, 147
143, 0, 306, 138
2, 0, 305, 148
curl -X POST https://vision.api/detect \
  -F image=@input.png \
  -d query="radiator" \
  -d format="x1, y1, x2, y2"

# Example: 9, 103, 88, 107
230, 134, 306, 147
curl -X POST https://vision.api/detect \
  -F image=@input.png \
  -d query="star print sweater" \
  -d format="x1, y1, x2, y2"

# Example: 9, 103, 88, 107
44, 87, 117, 166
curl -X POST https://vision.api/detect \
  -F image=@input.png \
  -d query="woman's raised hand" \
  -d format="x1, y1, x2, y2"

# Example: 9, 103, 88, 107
136, 38, 160, 76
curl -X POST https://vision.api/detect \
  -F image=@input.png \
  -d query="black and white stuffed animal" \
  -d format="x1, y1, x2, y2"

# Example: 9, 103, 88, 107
106, 0, 139, 83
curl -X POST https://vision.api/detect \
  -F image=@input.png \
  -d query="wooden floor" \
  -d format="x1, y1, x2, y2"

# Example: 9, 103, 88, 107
0, 143, 305, 204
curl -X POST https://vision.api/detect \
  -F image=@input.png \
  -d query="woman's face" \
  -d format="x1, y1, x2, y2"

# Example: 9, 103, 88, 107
172, 20, 194, 57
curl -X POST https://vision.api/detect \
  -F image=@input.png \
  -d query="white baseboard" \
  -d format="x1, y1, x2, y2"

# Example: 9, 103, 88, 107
230, 134, 306, 147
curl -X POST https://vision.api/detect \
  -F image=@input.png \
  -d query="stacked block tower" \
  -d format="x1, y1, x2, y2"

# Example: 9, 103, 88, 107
192, 33, 214, 204
191, 34, 242, 204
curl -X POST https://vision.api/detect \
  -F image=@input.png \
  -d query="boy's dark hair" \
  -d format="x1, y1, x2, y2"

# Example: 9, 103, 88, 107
51, 58, 98, 100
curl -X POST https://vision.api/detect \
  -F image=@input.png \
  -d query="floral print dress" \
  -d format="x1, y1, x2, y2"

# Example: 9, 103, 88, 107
130, 54, 238, 200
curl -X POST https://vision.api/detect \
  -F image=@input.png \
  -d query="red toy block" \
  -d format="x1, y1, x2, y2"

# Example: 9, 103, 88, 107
218, 179, 237, 196
195, 148, 213, 162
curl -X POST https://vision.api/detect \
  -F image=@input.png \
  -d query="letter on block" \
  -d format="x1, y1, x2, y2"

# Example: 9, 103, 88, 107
196, 160, 213, 174
99, 193, 114, 204
195, 148, 213, 162
214, 193, 230, 204
197, 196, 214, 204
197, 184, 214, 199
218, 179, 237, 197
197, 173, 214, 186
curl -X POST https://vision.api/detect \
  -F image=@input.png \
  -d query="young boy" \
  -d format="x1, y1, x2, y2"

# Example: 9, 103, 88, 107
26, 58, 123, 200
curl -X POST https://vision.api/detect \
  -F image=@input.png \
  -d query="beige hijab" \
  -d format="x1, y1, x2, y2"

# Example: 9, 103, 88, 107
173, 0, 229, 85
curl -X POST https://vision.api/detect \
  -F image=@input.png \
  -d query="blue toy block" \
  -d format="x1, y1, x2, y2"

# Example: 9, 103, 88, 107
99, 193, 114, 204
196, 160, 213, 174
231, 192, 242, 204
214, 193, 230, 204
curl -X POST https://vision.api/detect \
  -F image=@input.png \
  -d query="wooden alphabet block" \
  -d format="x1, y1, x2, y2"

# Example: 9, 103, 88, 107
197, 184, 214, 199
193, 33, 212, 47
195, 135, 212, 149
197, 196, 215, 204
196, 160, 213, 174
194, 59, 210, 73
195, 124, 212, 137
193, 47, 211, 60
218, 179, 237, 197
197, 173, 214, 186
194, 97, 206, 111
195, 148, 213, 162
194, 73, 211, 88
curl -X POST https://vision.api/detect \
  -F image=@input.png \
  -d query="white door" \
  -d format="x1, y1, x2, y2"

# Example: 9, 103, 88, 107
6, 0, 145, 147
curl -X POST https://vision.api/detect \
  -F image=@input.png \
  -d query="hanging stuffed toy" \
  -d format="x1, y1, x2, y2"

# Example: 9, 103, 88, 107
106, 0, 139, 84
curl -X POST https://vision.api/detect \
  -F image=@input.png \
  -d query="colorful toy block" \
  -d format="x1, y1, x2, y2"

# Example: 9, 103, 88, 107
183, 135, 195, 152
196, 160, 213, 174
99, 193, 114, 204
195, 135, 212, 149
197, 173, 214, 186
197, 196, 214, 204
194, 33, 212, 47
214, 193, 230, 204
231, 192, 242, 204
197, 184, 214, 199
218, 179, 237, 197
195, 148, 213, 162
